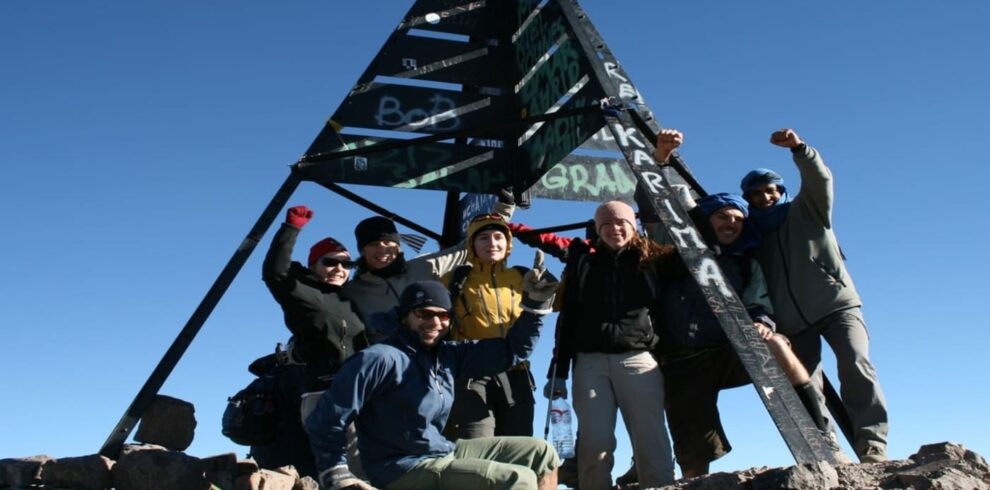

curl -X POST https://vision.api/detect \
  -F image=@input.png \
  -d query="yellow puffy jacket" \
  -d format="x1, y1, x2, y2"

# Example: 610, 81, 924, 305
441, 215, 525, 341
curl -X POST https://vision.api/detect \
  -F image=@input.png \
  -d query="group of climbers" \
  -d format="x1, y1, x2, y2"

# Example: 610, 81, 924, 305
239, 126, 887, 490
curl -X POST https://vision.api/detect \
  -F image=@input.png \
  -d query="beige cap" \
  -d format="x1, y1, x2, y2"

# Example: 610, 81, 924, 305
594, 201, 636, 233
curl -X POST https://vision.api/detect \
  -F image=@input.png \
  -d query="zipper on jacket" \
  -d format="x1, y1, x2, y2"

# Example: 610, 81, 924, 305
340, 319, 348, 357
431, 358, 444, 404
611, 252, 621, 322
492, 268, 506, 338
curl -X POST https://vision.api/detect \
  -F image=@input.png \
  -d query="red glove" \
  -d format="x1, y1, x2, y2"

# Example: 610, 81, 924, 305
286, 205, 314, 228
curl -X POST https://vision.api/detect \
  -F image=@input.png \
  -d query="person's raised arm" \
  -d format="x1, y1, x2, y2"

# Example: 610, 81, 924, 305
508, 222, 579, 262
770, 128, 833, 227
262, 205, 313, 295
654, 128, 683, 165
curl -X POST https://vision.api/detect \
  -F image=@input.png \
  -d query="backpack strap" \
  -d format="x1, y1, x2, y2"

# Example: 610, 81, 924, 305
448, 264, 473, 312
447, 264, 473, 338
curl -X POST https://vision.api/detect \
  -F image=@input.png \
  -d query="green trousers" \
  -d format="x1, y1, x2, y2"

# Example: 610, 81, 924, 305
385, 436, 559, 490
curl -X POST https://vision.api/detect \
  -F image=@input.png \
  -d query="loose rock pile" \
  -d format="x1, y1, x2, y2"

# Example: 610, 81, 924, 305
0, 451, 317, 490
0, 395, 318, 490
631, 441, 990, 490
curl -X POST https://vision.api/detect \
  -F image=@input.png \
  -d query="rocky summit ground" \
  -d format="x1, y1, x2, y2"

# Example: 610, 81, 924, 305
3, 441, 987, 489
617, 441, 989, 490
2, 396, 987, 489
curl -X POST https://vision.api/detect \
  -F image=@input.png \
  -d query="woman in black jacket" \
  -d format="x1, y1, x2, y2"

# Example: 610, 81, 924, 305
262, 205, 369, 422
547, 201, 676, 489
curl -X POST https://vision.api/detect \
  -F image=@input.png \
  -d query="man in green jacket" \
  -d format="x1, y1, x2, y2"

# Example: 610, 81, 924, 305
740, 128, 888, 463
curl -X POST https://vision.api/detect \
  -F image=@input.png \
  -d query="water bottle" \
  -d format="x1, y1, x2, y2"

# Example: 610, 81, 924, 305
550, 397, 575, 458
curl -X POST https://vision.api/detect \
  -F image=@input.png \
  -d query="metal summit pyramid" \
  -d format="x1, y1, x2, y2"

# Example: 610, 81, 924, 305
101, 0, 845, 467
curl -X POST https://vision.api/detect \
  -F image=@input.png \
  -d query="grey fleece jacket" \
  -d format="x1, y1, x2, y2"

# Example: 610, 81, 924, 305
754, 145, 862, 335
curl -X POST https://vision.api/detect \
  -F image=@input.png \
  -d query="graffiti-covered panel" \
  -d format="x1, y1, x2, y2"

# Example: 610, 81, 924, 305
529, 155, 636, 203
331, 85, 511, 135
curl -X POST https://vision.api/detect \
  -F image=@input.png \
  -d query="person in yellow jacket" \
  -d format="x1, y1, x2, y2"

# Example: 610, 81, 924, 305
441, 213, 536, 439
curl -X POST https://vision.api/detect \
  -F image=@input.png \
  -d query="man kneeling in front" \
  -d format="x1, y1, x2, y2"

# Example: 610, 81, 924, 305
306, 257, 560, 490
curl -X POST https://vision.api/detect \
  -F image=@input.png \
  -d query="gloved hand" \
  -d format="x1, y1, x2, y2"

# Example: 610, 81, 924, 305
286, 205, 314, 229
321, 465, 377, 490
543, 377, 568, 400
497, 186, 516, 205
521, 250, 558, 314
514, 187, 532, 209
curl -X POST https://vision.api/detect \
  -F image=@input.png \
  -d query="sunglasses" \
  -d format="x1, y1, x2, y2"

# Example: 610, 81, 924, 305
320, 257, 357, 269
413, 308, 451, 322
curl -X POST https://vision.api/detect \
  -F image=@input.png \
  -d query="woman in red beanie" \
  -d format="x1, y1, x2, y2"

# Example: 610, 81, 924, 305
262, 204, 369, 430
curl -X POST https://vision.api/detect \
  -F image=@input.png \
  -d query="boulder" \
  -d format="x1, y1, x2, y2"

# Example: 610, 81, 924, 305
40, 454, 113, 490
236, 459, 260, 476
202, 453, 238, 490
233, 468, 296, 490
0, 455, 50, 488
133, 395, 197, 451
112, 447, 210, 490
294, 476, 320, 490
273, 465, 299, 480
119, 443, 167, 458
751, 461, 839, 490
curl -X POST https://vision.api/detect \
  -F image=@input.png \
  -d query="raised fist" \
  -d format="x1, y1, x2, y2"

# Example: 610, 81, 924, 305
654, 128, 683, 164
286, 205, 314, 229
769, 129, 804, 148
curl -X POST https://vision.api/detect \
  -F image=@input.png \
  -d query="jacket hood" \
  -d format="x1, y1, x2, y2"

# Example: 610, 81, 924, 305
465, 214, 513, 263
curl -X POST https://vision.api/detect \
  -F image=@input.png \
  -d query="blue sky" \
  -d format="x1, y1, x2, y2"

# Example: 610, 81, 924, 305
2, 0, 989, 480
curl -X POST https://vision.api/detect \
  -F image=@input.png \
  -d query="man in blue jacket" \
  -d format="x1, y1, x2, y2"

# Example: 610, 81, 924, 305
657, 192, 838, 477
306, 255, 560, 490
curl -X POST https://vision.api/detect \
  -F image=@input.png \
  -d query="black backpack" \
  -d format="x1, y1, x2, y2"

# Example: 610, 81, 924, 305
222, 356, 280, 446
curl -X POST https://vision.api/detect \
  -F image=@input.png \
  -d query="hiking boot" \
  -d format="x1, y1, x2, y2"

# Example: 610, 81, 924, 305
558, 457, 579, 489
823, 431, 853, 465
859, 445, 888, 463
615, 461, 638, 487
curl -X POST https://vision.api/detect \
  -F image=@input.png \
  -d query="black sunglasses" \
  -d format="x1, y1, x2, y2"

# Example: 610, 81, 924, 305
320, 257, 357, 269
413, 308, 451, 321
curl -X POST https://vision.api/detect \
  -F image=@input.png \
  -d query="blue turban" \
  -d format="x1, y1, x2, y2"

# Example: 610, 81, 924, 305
695, 193, 760, 252
740, 168, 788, 196
697, 193, 749, 219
